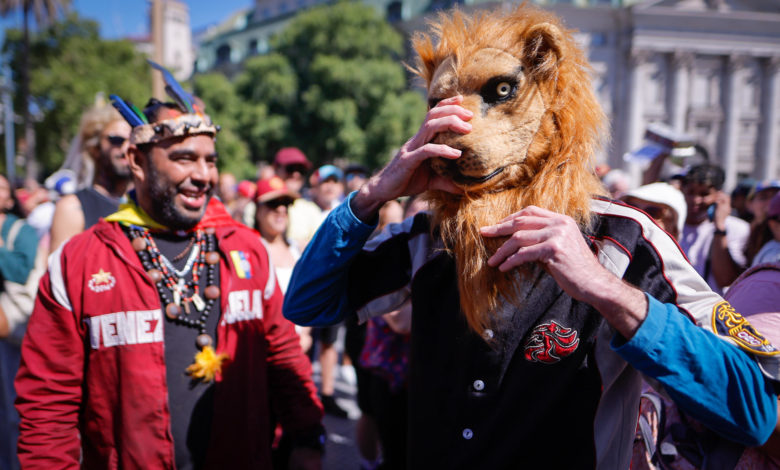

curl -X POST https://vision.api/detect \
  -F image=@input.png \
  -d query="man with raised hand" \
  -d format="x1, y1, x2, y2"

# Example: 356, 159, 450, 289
284, 91, 779, 467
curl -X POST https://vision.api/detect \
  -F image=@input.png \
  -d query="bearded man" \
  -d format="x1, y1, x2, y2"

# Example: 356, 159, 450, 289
49, 103, 133, 253
15, 68, 324, 469
283, 6, 779, 469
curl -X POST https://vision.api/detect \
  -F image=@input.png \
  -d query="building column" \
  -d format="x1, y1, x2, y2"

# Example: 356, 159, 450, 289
720, 54, 746, 191
669, 50, 693, 133
623, 48, 652, 186
625, 48, 650, 153
758, 56, 780, 180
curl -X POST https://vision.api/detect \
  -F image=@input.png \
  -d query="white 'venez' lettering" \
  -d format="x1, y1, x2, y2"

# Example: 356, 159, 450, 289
85, 309, 163, 349
101, 313, 120, 347
116, 311, 137, 345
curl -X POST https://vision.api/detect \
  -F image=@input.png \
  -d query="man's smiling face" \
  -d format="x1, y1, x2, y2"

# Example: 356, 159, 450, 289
133, 133, 218, 230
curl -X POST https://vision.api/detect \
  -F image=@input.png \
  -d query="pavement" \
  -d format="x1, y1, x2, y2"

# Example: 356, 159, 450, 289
312, 362, 363, 470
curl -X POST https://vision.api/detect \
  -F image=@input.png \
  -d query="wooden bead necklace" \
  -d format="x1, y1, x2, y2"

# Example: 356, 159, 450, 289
126, 224, 221, 350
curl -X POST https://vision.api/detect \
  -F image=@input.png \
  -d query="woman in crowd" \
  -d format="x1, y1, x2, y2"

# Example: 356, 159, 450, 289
750, 192, 780, 267
0, 173, 39, 470
254, 176, 312, 353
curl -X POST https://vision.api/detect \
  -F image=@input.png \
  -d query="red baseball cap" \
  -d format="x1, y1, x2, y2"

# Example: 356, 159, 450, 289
237, 180, 257, 199
273, 147, 311, 170
255, 176, 299, 203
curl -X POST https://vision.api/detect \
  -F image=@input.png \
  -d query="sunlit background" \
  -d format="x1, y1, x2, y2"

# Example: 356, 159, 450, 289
1, 0, 778, 189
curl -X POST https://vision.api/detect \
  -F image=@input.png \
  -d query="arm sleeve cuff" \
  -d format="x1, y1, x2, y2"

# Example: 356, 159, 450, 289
612, 294, 777, 446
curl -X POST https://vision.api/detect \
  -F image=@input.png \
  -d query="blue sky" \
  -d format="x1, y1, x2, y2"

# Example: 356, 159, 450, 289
0, 0, 252, 43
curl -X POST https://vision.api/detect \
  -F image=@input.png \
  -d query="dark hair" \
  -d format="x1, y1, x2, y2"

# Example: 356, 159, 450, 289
1, 174, 24, 218
142, 98, 181, 123
683, 164, 725, 191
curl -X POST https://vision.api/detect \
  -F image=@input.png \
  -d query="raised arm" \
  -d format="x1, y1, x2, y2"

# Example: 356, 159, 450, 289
284, 96, 471, 326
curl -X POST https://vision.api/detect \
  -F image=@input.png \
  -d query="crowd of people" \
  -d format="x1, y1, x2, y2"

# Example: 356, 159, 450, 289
0, 48, 779, 470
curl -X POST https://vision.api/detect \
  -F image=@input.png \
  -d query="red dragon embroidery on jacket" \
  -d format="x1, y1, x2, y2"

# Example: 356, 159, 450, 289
524, 320, 580, 364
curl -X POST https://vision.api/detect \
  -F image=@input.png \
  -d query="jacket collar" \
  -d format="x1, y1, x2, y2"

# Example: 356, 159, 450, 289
94, 197, 241, 264
104, 191, 240, 232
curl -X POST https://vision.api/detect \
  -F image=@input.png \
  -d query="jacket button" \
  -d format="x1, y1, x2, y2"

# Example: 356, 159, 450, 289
462, 428, 474, 440
472, 379, 485, 391
483, 329, 494, 340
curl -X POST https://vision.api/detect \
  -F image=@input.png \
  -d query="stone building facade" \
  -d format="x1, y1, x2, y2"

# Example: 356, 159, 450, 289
546, 0, 780, 187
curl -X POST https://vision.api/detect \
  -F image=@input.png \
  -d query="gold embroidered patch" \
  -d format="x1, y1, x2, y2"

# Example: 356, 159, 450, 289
712, 301, 779, 356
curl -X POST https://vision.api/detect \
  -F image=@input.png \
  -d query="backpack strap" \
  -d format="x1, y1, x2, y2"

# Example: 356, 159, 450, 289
5, 219, 24, 252
638, 392, 680, 470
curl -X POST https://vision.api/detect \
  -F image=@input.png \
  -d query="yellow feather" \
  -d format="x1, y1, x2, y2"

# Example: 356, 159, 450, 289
186, 346, 229, 383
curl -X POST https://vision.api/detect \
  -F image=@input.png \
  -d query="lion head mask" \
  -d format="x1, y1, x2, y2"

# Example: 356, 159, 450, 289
411, 4, 608, 335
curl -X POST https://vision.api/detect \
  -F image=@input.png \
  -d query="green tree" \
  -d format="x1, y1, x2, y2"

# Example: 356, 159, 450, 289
236, 1, 426, 169
2, 13, 150, 177
1, 0, 71, 179
192, 72, 254, 179
233, 54, 296, 162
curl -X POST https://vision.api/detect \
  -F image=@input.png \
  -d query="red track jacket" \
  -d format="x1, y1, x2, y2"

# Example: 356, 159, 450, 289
15, 200, 323, 469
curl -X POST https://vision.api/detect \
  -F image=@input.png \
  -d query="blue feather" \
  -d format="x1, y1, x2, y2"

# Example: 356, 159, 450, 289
109, 94, 145, 127
128, 101, 149, 124
148, 59, 194, 114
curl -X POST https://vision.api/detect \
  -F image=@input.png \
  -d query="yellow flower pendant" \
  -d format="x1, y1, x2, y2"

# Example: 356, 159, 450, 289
186, 345, 229, 383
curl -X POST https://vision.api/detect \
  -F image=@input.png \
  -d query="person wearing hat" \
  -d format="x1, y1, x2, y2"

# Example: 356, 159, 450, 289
272, 148, 323, 249
622, 182, 687, 240
307, 163, 352, 418
748, 180, 780, 227
254, 177, 313, 355
751, 192, 780, 267
15, 63, 324, 469
254, 177, 301, 294
344, 164, 371, 194
744, 180, 780, 268
311, 164, 345, 213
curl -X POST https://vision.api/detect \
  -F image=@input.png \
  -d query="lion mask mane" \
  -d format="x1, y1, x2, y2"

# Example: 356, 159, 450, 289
411, 4, 607, 336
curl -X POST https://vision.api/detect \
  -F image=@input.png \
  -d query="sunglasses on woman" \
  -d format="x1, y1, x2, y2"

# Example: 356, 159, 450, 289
263, 198, 294, 210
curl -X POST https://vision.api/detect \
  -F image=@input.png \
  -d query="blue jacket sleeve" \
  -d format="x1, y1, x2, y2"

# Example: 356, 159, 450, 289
283, 192, 376, 326
613, 294, 778, 446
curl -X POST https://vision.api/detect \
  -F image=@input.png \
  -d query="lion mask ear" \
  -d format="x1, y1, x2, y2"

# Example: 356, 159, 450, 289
523, 22, 564, 79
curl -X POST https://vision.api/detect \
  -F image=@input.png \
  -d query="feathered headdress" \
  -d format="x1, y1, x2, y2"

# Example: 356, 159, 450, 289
110, 60, 220, 145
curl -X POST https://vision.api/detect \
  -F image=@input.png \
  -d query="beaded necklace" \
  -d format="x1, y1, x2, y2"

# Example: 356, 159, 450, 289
125, 224, 226, 381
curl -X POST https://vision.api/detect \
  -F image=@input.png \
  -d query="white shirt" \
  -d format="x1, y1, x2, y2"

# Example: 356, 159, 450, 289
679, 216, 750, 294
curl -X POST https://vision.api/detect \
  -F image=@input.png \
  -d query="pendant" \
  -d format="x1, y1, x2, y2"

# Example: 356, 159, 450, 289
183, 300, 191, 315
173, 278, 186, 306
191, 293, 206, 312
204, 285, 220, 300
165, 303, 182, 320
196, 333, 213, 348
132, 237, 147, 252
147, 269, 162, 283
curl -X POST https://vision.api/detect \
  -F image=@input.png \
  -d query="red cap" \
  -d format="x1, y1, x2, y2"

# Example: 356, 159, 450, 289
255, 176, 299, 203
273, 147, 311, 170
237, 180, 256, 199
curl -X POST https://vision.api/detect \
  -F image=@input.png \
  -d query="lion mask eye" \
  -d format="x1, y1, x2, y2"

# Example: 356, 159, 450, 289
480, 77, 517, 105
